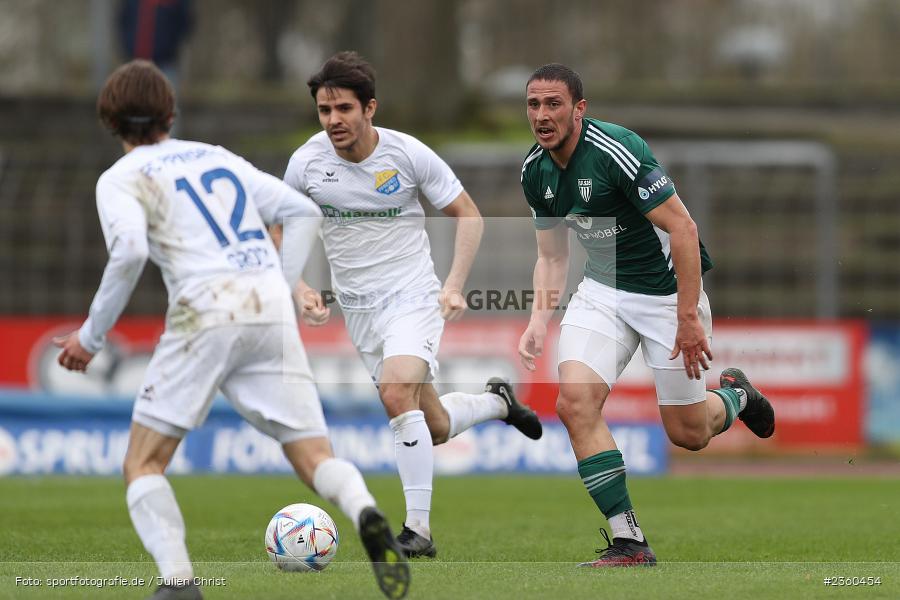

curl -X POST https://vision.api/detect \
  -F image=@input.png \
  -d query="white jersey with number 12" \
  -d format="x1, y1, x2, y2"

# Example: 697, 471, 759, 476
94, 139, 312, 334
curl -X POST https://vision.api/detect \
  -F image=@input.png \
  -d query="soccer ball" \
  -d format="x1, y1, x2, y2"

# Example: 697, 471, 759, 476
265, 503, 339, 572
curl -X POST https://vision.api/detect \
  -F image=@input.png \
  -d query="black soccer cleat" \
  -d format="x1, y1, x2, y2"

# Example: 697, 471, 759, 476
396, 524, 437, 559
579, 528, 657, 568
720, 367, 775, 438
148, 583, 202, 600
485, 377, 543, 440
358, 507, 411, 600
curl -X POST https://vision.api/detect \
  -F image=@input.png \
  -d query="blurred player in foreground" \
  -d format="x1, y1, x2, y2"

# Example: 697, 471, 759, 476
284, 51, 543, 558
518, 63, 776, 567
55, 60, 410, 600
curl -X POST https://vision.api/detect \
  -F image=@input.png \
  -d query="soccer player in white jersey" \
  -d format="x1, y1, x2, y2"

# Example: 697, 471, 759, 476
53, 61, 410, 600
283, 52, 543, 558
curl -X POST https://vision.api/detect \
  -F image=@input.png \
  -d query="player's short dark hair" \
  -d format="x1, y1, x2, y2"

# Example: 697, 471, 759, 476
307, 51, 377, 107
97, 60, 175, 146
527, 63, 584, 103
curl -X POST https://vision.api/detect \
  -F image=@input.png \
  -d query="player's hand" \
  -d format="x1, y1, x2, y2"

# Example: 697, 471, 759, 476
53, 331, 95, 373
439, 287, 467, 321
669, 314, 713, 380
518, 321, 547, 372
296, 286, 330, 326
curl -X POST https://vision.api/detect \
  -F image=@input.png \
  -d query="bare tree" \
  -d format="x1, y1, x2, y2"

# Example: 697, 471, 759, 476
252, 0, 297, 82
334, 0, 376, 61
371, 0, 463, 128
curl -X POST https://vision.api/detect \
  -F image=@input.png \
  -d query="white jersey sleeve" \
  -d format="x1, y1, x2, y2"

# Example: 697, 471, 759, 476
404, 135, 464, 210
77, 173, 150, 353
246, 167, 323, 288
224, 148, 323, 287
226, 148, 320, 223
280, 144, 328, 287
283, 150, 311, 196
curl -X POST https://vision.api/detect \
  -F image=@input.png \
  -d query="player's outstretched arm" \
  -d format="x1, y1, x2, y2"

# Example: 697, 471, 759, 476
645, 193, 712, 380
243, 167, 323, 290
439, 191, 484, 321
519, 224, 569, 371
57, 227, 149, 372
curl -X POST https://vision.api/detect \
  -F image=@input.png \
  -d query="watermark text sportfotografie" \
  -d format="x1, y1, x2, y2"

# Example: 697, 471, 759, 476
306, 289, 574, 311
15, 576, 226, 589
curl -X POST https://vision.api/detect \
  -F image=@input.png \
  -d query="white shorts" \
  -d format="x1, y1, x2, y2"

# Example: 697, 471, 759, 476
558, 277, 713, 405
133, 322, 327, 443
343, 302, 444, 384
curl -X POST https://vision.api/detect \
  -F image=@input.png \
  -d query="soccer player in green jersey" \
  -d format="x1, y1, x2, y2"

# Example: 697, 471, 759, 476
517, 63, 776, 567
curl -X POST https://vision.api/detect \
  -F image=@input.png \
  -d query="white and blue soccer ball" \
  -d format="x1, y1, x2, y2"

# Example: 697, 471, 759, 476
265, 503, 339, 572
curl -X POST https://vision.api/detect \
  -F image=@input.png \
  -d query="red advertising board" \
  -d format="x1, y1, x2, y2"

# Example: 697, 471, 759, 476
0, 316, 866, 448
610, 320, 867, 449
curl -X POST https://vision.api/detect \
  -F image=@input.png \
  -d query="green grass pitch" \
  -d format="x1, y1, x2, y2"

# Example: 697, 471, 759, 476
1, 475, 898, 599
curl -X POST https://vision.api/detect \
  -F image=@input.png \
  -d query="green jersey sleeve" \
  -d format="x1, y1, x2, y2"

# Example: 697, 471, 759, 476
521, 147, 561, 230
616, 133, 677, 214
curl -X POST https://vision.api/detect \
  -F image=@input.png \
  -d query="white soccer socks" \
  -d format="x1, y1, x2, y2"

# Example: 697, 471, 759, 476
389, 409, 433, 538
312, 457, 377, 531
126, 474, 193, 583
608, 509, 646, 543
438, 391, 508, 439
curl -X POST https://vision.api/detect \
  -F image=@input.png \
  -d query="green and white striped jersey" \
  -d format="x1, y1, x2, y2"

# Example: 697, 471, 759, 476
521, 117, 713, 295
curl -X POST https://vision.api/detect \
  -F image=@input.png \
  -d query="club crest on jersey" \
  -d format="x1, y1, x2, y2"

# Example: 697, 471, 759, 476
578, 178, 592, 202
375, 169, 401, 195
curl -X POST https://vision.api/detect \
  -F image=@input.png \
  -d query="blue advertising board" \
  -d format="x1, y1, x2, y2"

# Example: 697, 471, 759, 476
0, 392, 667, 476
866, 325, 900, 443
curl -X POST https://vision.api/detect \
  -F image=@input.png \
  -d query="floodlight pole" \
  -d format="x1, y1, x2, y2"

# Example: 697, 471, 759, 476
90, 0, 113, 92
